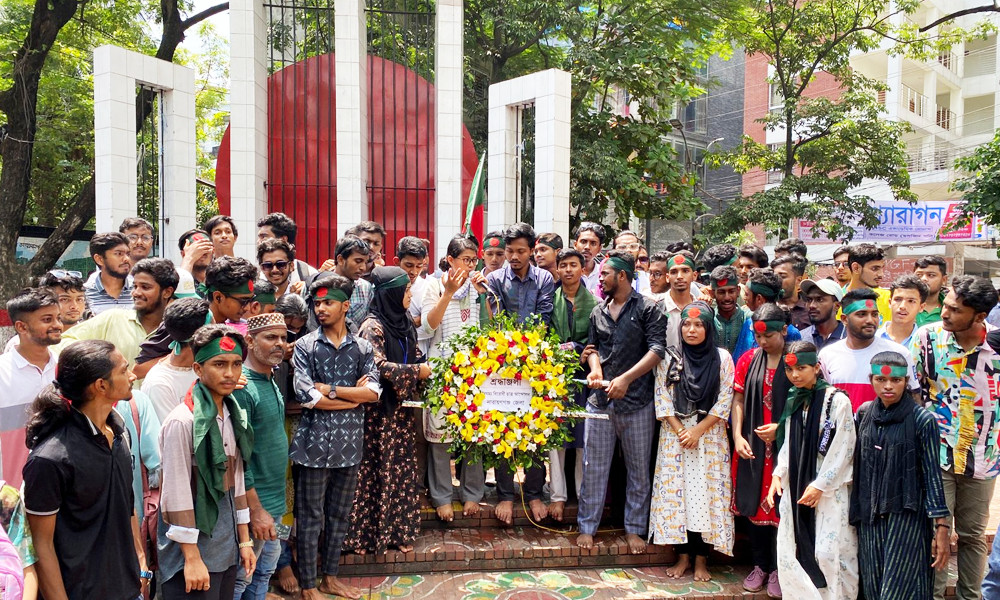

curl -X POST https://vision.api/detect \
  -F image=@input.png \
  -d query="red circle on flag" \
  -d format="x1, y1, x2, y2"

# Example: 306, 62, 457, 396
880, 365, 892, 376
785, 354, 798, 366
754, 321, 767, 333
248, 280, 255, 293
687, 308, 701, 319
489, 238, 500, 247
717, 279, 729, 288
219, 337, 237, 352
674, 256, 685, 265
865, 299, 875, 309
316, 288, 329, 298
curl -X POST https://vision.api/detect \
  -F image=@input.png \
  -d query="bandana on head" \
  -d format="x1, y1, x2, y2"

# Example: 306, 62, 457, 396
871, 363, 908, 378
681, 304, 712, 324
749, 281, 781, 300
312, 286, 350, 302
669, 254, 696, 270
194, 334, 244, 364
254, 289, 276, 305
377, 272, 410, 291
207, 279, 254, 296
752, 319, 786, 334
784, 351, 818, 367
712, 277, 737, 290
606, 256, 635, 280
482, 236, 505, 251
184, 232, 210, 245
843, 298, 878, 315
169, 311, 214, 355
537, 239, 562, 251
247, 312, 286, 333
724, 255, 738, 266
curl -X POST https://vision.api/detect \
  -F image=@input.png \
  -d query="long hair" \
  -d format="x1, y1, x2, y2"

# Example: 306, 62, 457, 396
25, 340, 116, 449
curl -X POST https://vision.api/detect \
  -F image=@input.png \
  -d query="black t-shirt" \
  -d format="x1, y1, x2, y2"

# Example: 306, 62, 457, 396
136, 321, 171, 365
23, 409, 140, 600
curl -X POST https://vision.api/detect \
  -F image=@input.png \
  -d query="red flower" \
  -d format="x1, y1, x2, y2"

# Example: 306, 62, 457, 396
497, 355, 506, 364
515, 372, 523, 381
472, 424, 479, 430
521, 335, 529, 343
443, 386, 451, 393
509, 340, 517, 348
465, 377, 475, 386
538, 374, 547, 381
451, 365, 459, 373
472, 347, 481, 356
556, 417, 564, 424
460, 415, 467, 423
533, 411, 541, 419
483, 413, 491, 421
219, 336, 237, 352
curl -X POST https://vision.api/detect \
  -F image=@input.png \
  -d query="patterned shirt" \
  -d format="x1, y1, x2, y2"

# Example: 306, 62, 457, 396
485, 264, 555, 328
715, 306, 750, 357
0, 482, 36, 567
911, 324, 1000, 479
347, 278, 374, 330
587, 290, 667, 414
83, 269, 134, 315
291, 328, 381, 469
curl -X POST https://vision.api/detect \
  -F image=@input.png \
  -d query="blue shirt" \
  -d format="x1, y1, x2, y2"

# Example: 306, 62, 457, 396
84, 269, 134, 315
799, 321, 847, 351
291, 328, 381, 468
485, 264, 555, 327
113, 390, 161, 520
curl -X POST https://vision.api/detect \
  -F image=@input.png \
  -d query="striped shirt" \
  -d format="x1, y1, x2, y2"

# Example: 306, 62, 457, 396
84, 270, 134, 315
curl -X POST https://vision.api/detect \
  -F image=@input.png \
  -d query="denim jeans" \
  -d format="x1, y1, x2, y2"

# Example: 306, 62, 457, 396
233, 538, 282, 600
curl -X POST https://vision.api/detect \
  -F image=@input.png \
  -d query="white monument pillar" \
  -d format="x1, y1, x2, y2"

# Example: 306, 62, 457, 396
435, 0, 464, 260
335, 0, 370, 236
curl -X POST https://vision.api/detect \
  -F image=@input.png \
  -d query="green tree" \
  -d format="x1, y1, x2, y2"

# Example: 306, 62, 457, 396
950, 130, 1000, 234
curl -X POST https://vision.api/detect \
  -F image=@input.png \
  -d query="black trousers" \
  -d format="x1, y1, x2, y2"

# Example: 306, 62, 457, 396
495, 462, 546, 502
676, 531, 711, 557
748, 521, 778, 571
161, 565, 237, 600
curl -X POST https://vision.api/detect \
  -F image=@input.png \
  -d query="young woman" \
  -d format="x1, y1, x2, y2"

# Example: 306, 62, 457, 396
420, 234, 487, 522
768, 341, 857, 600
851, 351, 950, 599
730, 304, 790, 597
346, 266, 432, 554
651, 301, 735, 582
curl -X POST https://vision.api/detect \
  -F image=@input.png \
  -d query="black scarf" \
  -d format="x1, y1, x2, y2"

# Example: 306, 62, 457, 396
786, 381, 832, 589
673, 301, 722, 422
734, 349, 791, 517
365, 266, 418, 414
850, 398, 921, 526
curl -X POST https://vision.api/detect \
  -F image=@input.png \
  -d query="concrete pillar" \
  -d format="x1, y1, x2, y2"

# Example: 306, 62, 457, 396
435, 0, 464, 261
335, 0, 369, 237
229, 0, 270, 259
94, 46, 138, 233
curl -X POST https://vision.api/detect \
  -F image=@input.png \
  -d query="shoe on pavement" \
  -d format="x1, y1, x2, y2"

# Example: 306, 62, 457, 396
767, 570, 782, 598
743, 566, 767, 592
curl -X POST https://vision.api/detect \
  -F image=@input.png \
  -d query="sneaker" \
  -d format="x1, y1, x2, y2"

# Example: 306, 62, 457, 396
767, 570, 782, 598
743, 566, 767, 592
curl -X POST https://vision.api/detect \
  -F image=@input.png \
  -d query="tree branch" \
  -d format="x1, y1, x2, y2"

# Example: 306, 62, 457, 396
182, 2, 229, 31
26, 177, 95, 278
920, 5, 998, 32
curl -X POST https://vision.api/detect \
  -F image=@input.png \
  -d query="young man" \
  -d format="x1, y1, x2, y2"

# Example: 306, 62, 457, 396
798, 278, 846, 351
120, 216, 155, 264
248, 280, 277, 316
176, 229, 215, 298
845, 243, 891, 323
534, 232, 563, 282
346, 220, 387, 272
662, 252, 698, 350
832, 245, 852, 289
257, 238, 298, 299
141, 298, 209, 422
481, 232, 507, 274
646, 252, 670, 297
773, 237, 807, 260
395, 236, 429, 329
914, 255, 948, 327
611, 231, 651, 295
61, 258, 177, 369
911, 275, 1000, 600
0, 289, 61, 488
256, 211, 317, 286
877, 274, 928, 348
818, 287, 919, 412
735, 244, 769, 285
710, 265, 750, 361
573, 222, 606, 294
157, 325, 256, 599
485, 222, 556, 523
204, 215, 238, 258
292, 275, 380, 600
771, 254, 810, 329
232, 314, 290, 599
3, 270, 84, 354
84, 232, 134, 315
549, 249, 597, 522
701, 244, 738, 273
578, 251, 666, 554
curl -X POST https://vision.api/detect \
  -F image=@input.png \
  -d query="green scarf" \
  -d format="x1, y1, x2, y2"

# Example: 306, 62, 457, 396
553, 285, 598, 345
183, 381, 254, 535
776, 378, 829, 450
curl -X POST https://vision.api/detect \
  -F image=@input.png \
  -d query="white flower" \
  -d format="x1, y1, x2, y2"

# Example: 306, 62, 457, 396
527, 443, 537, 452
553, 407, 563, 418
464, 410, 475, 419
543, 429, 553, 438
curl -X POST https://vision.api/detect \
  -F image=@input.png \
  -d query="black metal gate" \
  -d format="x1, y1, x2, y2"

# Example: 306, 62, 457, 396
136, 84, 162, 255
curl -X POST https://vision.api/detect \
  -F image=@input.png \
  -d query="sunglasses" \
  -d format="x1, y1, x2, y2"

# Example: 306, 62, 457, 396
49, 269, 83, 279
260, 260, 291, 271
225, 294, 256, 308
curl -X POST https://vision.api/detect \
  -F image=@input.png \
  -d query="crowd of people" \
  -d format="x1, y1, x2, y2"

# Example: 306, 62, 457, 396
2, 212, 1000, 600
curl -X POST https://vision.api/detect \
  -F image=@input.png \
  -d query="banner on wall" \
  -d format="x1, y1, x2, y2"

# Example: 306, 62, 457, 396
798, 200, 997, 243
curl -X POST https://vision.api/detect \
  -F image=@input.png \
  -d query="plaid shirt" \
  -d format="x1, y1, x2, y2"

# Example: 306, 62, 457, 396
911, 323, 1000, 479
587, 290, 667, 414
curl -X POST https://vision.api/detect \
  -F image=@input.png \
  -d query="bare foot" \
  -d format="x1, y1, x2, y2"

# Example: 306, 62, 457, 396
693, 555, 712, 581
528, 498, 548, 522
549, 501, 565, 522
495, 500, 514, 525
398, 544, 414, 553
577, 533, 594, 549
300, 588, 328, 600
436, 503, 454, 522
317, 575, 364, 600
277, 565, 300, 595
625, 533, 646, 555
463, 500, 482, 517
266, 593, 284, 600
666, 554, 691, 579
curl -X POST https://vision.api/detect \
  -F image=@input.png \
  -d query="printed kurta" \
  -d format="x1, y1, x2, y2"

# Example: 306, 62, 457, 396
649, 348, 735, 555
774, 386, 858, 600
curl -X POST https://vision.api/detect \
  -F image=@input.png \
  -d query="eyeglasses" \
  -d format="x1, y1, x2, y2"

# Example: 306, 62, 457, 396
637, 257, 650, 264
48, 269, 83, 279
834, 261, 849, 268
225, 294, 256, 308
456, 256, 478, 266
127, 234, 154, 243
649, 271, 666, 280
260, 260, 291, 271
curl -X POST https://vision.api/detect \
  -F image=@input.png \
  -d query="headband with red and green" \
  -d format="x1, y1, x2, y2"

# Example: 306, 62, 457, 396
312, 286, 350, 302
843, 298, 878, 315
871, 363, 908, 378
784, 351, 818, 367
668, 254, 696, 270
752, 319, 785, 334
194, 334, 244, 364
482, 235, 505, 251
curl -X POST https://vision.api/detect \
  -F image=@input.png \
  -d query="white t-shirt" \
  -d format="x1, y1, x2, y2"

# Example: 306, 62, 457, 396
141, 360, 198, 423
175, 268, 200, 299
819, 336, 920, 413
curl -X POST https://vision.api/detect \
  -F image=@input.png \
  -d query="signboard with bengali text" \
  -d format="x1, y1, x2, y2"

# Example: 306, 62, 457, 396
480, 377, 534, 413
798, 200, 996, 242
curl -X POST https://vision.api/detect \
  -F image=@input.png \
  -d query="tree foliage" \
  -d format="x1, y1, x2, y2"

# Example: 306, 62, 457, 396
951, 130, 1000, 234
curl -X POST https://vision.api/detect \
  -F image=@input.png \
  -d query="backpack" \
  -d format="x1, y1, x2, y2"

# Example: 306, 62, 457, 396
0, 486, 24, 600
129, 400, 161, 570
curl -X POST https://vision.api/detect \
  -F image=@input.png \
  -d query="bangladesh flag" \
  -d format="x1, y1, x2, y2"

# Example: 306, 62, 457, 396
463, 154, 486, 235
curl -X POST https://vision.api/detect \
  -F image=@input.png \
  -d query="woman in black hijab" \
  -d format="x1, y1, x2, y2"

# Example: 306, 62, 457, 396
345, 266, 431, 554
650, 301, 735, 582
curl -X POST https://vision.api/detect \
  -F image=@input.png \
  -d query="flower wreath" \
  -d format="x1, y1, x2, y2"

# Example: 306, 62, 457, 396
424, 314, 581, 471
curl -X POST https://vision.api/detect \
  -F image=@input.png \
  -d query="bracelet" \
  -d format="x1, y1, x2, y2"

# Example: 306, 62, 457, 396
239, 541, 255, 549
140, 569, 153, 579
935, 524, 951, 530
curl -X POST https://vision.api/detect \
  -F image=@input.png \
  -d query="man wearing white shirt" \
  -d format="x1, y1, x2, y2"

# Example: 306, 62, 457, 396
573, 222, 606, 294
0, 288, 62, 488
142, 298, 207, 422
